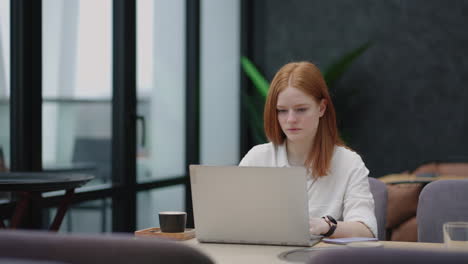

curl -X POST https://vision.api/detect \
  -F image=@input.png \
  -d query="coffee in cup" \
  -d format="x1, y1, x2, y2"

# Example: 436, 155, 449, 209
159, 211, 187, 233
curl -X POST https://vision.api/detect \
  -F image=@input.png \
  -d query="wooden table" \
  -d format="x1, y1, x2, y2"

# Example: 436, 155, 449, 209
184, 239, 449, 264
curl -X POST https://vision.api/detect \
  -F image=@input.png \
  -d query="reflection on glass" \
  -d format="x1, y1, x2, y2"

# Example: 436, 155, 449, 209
1, 0, 12, 215
137, 185, 185, 230
136, 0, 186, 182
48, 198, 112, 233
42, 0, 112, 187
0, 0, 10, 169
42, 102, 112, 187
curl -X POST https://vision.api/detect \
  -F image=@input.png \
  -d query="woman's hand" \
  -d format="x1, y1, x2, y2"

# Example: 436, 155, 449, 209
309, 217, 329, 236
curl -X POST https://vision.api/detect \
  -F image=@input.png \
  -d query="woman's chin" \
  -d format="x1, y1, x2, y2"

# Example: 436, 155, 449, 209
286, 135, 305, 143
286, 134, 314, 145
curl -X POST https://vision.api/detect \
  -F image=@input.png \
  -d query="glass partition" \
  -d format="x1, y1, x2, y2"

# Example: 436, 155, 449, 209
136, 0, 186, 183
49, 198, 112, 233
42, 0, 112, 187
41, 0, 112, 233
0, 0, 10, 171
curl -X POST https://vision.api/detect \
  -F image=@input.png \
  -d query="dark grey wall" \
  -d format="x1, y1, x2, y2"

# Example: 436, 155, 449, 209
251, 0, 468, 177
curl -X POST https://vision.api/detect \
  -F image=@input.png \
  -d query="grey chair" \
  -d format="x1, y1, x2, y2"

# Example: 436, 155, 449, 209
0, 230, 214, 264
417, 179, 468, 243
309, 247, 468, 264
72, 137, 111, 184
368, 177, 387, 240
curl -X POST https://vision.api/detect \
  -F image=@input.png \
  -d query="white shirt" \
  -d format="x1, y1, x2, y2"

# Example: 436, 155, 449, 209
239, 142, 377, 238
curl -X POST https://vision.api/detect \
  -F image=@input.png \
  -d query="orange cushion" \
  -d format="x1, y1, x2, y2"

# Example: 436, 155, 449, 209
413, 162, 468, 177
386, 183, 423, 229
390, 216, 418, 242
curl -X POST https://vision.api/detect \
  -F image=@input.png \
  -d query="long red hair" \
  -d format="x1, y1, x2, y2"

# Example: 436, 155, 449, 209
264, 61, 343, 177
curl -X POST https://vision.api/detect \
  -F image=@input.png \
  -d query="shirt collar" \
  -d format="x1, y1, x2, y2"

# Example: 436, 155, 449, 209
277, 142, 316, 182
276, 142, 290, 167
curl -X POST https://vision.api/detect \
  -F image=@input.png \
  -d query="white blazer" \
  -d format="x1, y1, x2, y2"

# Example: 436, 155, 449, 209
239, 142, 377, 238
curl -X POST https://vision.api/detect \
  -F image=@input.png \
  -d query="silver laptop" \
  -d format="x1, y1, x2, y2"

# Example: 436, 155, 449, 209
189, 165, 322, 246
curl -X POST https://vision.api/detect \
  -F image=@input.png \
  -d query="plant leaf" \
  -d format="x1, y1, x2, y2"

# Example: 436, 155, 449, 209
241, 56, 270, 98
323, 41, 372, 88
242, 91, 267, 144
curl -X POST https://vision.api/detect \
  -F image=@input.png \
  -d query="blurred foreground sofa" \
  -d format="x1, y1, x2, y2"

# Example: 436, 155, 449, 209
0, 230, 213, 264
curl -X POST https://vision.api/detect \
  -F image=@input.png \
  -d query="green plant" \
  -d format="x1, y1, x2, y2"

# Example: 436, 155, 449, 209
241, 41, 372, 145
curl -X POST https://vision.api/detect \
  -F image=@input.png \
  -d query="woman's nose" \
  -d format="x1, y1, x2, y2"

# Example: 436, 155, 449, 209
287, 111, 297, 123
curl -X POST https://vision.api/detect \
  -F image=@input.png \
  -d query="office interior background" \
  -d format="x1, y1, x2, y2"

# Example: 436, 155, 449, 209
0, 0, 467, 233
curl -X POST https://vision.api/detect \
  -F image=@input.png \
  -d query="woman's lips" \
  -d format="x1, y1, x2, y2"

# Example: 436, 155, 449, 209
287, 128, 301, 132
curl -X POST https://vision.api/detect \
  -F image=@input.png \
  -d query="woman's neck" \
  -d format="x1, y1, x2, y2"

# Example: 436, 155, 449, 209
286, 138, 313, 167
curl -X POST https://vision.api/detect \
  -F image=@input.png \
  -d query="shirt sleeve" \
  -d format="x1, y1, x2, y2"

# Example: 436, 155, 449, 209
239, 147, 256, 166
342, 158, 378, 238
238, 144, 273, 167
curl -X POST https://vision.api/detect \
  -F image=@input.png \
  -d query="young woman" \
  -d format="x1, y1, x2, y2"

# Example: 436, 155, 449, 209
240, 61, 376, 238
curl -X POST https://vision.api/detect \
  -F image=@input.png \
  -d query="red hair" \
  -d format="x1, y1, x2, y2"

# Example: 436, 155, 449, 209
264, 62, 343, 177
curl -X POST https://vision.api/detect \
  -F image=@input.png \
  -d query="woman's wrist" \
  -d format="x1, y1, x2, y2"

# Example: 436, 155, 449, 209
321, 215, 338, 236
319, 217, 331, 234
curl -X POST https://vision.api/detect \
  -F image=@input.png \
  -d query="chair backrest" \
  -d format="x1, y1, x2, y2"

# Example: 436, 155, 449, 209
417, 179, 468, 242
368, 177, 387, 240
72, 137, 111, 183
309, 247, 468, 264
0, 230, 213, 264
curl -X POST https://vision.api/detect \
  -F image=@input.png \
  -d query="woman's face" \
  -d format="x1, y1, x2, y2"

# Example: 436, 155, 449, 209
276, 86, 325, 145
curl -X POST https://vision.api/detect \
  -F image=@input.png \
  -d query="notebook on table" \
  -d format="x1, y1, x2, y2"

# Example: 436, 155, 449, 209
189, 165, 321, 246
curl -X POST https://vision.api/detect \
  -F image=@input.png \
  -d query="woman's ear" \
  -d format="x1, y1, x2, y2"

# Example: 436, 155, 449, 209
319, 99, 327, 117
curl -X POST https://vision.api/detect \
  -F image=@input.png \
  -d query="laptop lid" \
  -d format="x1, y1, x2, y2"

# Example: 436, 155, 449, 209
190, 165, 321, 246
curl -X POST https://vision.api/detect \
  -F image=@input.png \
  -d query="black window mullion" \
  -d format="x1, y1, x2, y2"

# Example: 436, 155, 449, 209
10, 0, 43, 229
185, 0, 200, 229
10, 0, 42, 172
240, 0, 253, 159
112, 0, 137, 232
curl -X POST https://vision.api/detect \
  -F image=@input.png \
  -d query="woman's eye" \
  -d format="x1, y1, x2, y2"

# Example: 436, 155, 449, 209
277, 109, 287, 113
296, 108, 307, 112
